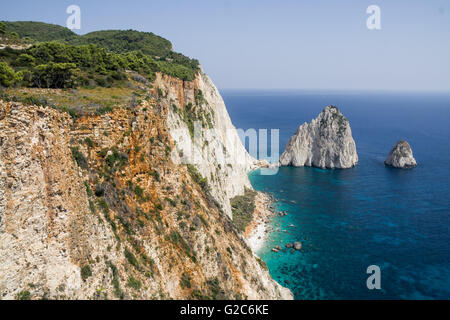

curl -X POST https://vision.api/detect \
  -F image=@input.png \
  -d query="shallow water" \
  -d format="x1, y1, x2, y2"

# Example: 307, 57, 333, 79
223, 90, 450, 299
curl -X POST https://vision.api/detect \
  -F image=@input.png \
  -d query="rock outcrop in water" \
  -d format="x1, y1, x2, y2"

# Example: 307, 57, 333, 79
279, 106, 358, 169
384, 140, 417, 168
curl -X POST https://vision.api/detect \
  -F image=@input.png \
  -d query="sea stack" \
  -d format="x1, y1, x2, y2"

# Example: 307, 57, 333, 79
279, 106, 358, 169
384, 140, 417, 168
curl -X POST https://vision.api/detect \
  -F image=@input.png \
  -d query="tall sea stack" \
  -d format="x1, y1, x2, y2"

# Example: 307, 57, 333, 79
279, 106, 358, 169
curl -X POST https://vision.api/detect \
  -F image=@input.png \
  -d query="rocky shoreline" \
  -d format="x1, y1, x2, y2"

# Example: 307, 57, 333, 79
244, 191, 300, 253
244, 192, 276, 252
243, 186, 306, 259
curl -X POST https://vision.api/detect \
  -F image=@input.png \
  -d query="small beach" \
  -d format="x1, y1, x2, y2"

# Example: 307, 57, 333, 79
244, 191, 275, 253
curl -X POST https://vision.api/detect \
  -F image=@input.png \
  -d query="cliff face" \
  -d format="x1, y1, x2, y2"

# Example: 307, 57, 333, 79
154, 70, 259, 218
279, 106, 358, 169
0, 72, 292, 300
385, 140, 417, 168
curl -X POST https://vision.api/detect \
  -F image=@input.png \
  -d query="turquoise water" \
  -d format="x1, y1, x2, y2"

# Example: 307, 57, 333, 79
223, 90, 450, 299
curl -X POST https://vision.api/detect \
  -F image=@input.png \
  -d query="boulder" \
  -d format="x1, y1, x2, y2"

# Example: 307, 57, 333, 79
272, 245, 282, 253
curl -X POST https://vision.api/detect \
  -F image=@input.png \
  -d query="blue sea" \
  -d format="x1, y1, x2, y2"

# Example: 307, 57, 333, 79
222, 90, 450, 300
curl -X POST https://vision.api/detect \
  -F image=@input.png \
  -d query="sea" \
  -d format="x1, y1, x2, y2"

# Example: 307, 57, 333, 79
222, 89, 450, 300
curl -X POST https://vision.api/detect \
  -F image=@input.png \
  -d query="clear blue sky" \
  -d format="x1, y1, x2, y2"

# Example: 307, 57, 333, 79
1, 0, 449, 92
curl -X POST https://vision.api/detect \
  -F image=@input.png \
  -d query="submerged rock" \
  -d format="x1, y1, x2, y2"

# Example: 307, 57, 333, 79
293, 242, 302, 250
385, 140, 417, 168
272, 245, 282, 253
279, 106, 358, 169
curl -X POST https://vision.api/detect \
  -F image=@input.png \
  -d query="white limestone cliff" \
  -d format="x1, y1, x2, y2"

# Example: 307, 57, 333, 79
279, 106, 358, 169
155, 69, 262, 218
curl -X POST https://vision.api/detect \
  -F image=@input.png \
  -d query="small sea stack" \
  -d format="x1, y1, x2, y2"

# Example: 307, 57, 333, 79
385, 140, 417, 169
279, 106, 358, 169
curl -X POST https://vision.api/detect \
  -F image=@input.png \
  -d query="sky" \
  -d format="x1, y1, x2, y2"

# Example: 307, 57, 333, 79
1, 0, 449, 92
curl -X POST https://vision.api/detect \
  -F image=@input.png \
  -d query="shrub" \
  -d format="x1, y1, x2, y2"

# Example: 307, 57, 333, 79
180, 272, 192, 289
118, 215, 133, 235
165, 197, 176, 207
256, 257, 268, 270
13, 54, 35, 67
104, 149, 128, 174
198, 214, 209, 228
124, 248, 139, 269
16, 69, 33, 86
127, 276, 142, 290
88, 200, 96, 214
16, 290, 31, 300
32, 62, 80, 88
191, 289, 207, 300
187, 164, 208, 191
134, 185, 144, 199
101, 207, 116, 231
107, 261, 123, 299
0, 61, 17, 87
81, 265, 92, 281
97, 198, 108, 212
9, 32, 20, 40
60, 106, 79, 118
70, 147, 88, 169
95, 185, 105, 197
230, 188, 257, 233
84, 181, 93, 197
168, 231, 195, 261
151, 170, 160, 182
84, 137, 94, 148
206, 278, 222, 299
97, 106, 113, 114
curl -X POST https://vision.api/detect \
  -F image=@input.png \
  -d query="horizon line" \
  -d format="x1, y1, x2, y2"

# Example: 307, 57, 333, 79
218, 88, 450, 94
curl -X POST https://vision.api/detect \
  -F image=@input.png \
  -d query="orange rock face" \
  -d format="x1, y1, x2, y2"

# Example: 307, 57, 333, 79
0, 73, 292, 300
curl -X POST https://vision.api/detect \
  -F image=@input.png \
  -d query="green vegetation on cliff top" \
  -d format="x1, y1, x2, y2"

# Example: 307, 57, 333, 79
0, 21, 199, 88
2, 21, 78, 43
